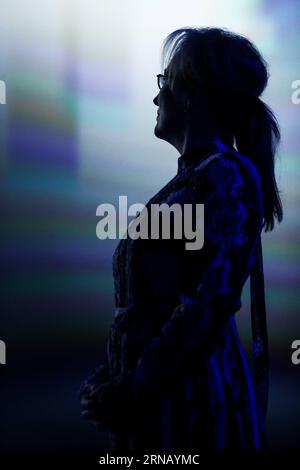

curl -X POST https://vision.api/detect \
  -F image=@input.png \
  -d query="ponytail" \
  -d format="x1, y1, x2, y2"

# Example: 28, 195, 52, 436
235, 98, 283, 232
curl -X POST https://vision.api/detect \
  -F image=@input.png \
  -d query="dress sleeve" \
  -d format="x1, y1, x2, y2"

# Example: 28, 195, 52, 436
129, 154, 264, 397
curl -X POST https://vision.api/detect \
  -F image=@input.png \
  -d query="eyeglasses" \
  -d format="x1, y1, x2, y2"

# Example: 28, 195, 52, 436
156, 74, 168, 90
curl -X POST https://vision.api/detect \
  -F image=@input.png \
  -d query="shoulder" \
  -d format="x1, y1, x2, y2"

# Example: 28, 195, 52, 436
191, 149, 263, 204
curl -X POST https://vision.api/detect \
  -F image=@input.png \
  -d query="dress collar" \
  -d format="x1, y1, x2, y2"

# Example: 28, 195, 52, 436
177, 140, 232, 173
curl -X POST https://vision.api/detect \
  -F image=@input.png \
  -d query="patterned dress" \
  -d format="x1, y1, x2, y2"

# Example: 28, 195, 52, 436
96, 142, 267, 451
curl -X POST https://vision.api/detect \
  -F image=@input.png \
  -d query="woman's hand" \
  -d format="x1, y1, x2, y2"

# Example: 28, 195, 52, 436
79, 372, 133, 432
80, 380, 115, 431
79, 363, 109, 397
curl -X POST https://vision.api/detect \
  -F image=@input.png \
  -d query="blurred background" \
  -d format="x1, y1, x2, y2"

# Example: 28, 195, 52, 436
0, 0, 299, 451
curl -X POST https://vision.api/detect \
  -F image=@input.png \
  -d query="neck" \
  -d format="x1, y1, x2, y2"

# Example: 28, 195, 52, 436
173, 123, 233, 155
181, 137, 218, 155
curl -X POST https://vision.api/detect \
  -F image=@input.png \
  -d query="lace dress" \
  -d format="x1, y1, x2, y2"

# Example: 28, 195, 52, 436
94, 142, 268, 451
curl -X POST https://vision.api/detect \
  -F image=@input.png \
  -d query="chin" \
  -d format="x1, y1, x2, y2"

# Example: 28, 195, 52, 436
154, 123, 166, 139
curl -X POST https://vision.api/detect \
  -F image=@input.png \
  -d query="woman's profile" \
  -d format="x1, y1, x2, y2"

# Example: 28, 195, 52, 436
80, 27, 283, 451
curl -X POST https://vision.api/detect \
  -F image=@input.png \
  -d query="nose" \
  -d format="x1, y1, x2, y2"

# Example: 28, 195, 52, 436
153, 93, 159, 107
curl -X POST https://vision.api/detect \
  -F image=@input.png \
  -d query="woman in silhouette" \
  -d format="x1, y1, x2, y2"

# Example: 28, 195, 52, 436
80, 27, 282, 451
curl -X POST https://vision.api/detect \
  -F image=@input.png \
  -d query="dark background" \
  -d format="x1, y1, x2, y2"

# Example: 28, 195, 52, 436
0, 0, 299, 451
